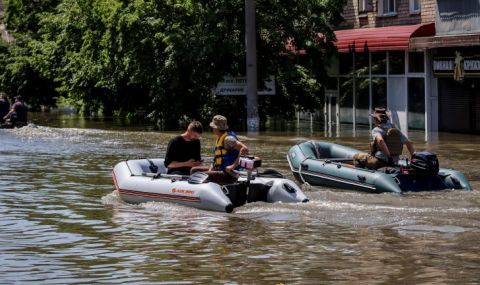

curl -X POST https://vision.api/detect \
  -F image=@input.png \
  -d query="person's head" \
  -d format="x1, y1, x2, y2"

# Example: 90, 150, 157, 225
370, 107, 389, 125
209, 115, 228, 134
186, 120, 203, 140
14, 95, 22, 102
0, 92, 5, 99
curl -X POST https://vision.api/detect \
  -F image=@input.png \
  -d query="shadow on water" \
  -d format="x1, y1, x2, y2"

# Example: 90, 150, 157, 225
1, 112, 480, 284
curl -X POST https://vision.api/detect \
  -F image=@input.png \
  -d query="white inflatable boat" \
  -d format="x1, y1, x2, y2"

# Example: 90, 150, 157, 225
112, 158, 309, 213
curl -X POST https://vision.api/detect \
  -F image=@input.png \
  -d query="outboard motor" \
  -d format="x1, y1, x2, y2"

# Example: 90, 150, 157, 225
409, 152, 439, 178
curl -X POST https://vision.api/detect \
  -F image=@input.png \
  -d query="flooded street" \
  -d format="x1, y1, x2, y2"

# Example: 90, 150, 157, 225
1, 114, 480, 284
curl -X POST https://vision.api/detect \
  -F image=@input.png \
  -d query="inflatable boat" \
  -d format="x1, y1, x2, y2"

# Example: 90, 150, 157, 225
287, 141, 472, 193
0, 122, 27, 129
112, 158, 309, 213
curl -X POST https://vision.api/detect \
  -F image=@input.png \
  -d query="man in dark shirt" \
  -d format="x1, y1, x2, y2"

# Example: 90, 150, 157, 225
0, 93, 10, 123
164, 121, 203, 175
3, 95, 28, 124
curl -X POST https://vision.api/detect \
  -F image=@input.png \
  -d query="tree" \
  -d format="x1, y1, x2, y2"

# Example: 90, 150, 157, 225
0, 0, 61, 110
1, 0, 346, 127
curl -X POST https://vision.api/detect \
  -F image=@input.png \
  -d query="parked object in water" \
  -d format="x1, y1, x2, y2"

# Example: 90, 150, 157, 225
112, 158, 309, 213
287, 141, 472, 193
0, 121, 28, 129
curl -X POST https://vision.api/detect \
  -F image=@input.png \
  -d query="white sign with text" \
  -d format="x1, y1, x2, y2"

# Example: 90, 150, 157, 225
215, 76, 276, 96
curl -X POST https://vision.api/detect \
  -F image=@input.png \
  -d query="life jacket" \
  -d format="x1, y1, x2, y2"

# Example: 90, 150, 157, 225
213, 131, 240, 171
370, 127, 403, 156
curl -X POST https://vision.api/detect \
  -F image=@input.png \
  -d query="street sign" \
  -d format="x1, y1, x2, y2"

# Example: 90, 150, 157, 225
215, 76, 276, 96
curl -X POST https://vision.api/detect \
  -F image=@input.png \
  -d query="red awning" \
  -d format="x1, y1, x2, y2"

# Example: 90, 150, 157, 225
334, 23, 435, 53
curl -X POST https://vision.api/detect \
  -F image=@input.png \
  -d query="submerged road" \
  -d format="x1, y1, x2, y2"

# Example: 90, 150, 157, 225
1, 115, 479, 284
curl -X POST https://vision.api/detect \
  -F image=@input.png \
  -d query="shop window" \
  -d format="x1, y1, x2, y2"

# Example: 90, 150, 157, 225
325, 76, 338, 90
389, 51, 405, 75
410, 0, 421, 14
358, 0, 373, 13
339, 53, 354, 75
408, 78, 425, 129
372, 78, 387, 109
371, 52, 387, 75
340, 77, 353, 108
340, 77, 354, 122
356, 78, 370, 124
378, 0, 397, 16
355, 51, 369, 76
408, 52, 424, 73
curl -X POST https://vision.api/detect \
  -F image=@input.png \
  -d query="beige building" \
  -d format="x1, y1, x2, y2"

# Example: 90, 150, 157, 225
326, 0, 480, 138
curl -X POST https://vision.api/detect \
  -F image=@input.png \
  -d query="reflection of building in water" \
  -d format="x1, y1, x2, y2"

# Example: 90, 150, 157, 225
324, 0, 480, 138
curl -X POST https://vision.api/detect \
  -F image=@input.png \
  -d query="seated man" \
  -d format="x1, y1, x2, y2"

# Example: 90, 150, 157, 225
192, 115, 248, 184
164, 121, 203, 175
354, 107, 415, 169
3, 95, 28, 126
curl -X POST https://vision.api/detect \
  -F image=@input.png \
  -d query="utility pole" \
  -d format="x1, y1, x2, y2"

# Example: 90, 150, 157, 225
245, 0, 259, 133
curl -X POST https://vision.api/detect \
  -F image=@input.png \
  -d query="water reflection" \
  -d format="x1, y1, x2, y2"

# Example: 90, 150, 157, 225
0, 117, 480, 284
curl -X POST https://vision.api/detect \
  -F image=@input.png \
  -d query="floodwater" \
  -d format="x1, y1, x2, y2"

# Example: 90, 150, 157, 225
1, 113, 480, 284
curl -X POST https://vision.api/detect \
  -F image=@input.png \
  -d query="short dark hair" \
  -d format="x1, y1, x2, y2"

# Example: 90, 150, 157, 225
188, 121, 203, 134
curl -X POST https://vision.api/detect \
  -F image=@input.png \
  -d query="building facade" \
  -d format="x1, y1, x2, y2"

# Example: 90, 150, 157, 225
326, 0, 480, 138
411, 0, 480, 134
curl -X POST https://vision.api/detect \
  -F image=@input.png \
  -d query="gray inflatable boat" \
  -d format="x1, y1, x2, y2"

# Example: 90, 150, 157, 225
287, 140, 472, 193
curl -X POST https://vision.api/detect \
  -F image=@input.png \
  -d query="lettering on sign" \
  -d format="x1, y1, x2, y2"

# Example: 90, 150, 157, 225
215, 75, 276, 96
464, 60, 480, 71
433, 60, 453, 71
171, 188, 195, 195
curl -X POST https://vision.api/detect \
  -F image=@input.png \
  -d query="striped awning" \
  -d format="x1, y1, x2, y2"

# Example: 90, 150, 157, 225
334, 23, 435, 53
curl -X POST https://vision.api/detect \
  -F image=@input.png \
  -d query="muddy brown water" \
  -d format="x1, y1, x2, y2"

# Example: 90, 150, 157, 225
1, 114, 479, 284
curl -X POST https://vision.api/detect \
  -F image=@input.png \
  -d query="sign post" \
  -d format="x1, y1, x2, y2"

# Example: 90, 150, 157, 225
245, 0, 259, 133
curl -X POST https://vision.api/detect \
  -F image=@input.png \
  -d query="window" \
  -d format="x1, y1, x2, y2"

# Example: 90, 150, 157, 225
408, 78, 425, 129
339, 53, 354, 75
410, 0, 421, 14
371, 52, 387, 74
389, 51, 405, 75
378, 0, 396, 16
358, 0, 372, 13
408, 52, 424, 73
372, 78, 387, 108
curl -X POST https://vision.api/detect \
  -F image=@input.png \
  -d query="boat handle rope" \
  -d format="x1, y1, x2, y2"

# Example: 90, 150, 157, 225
298, 158, 309, 184
146, 159, 158, 173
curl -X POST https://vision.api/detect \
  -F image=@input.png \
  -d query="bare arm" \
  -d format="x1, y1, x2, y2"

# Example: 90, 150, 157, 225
224, 140, 248, 174
3, 108, 14, 120
405, 140, 415, 157
234, 140, 248, 156
167, 159, 201, 169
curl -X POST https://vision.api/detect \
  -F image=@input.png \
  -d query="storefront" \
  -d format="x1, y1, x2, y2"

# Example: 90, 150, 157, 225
411, 36, 480, 134
433, 48, 480, 133
408, 0, 480, 134
326, 23, 435, 138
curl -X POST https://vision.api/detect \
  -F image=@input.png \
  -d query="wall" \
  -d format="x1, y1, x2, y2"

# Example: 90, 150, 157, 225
340, 0, 436, 29
436, 0, 480, 35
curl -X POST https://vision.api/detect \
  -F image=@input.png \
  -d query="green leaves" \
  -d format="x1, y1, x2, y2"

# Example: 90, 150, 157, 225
0, 0, 345, 126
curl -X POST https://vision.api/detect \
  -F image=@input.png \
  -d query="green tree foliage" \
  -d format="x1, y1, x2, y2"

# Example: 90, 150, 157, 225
0, 0, 61, 110
0, 0, 345, 127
